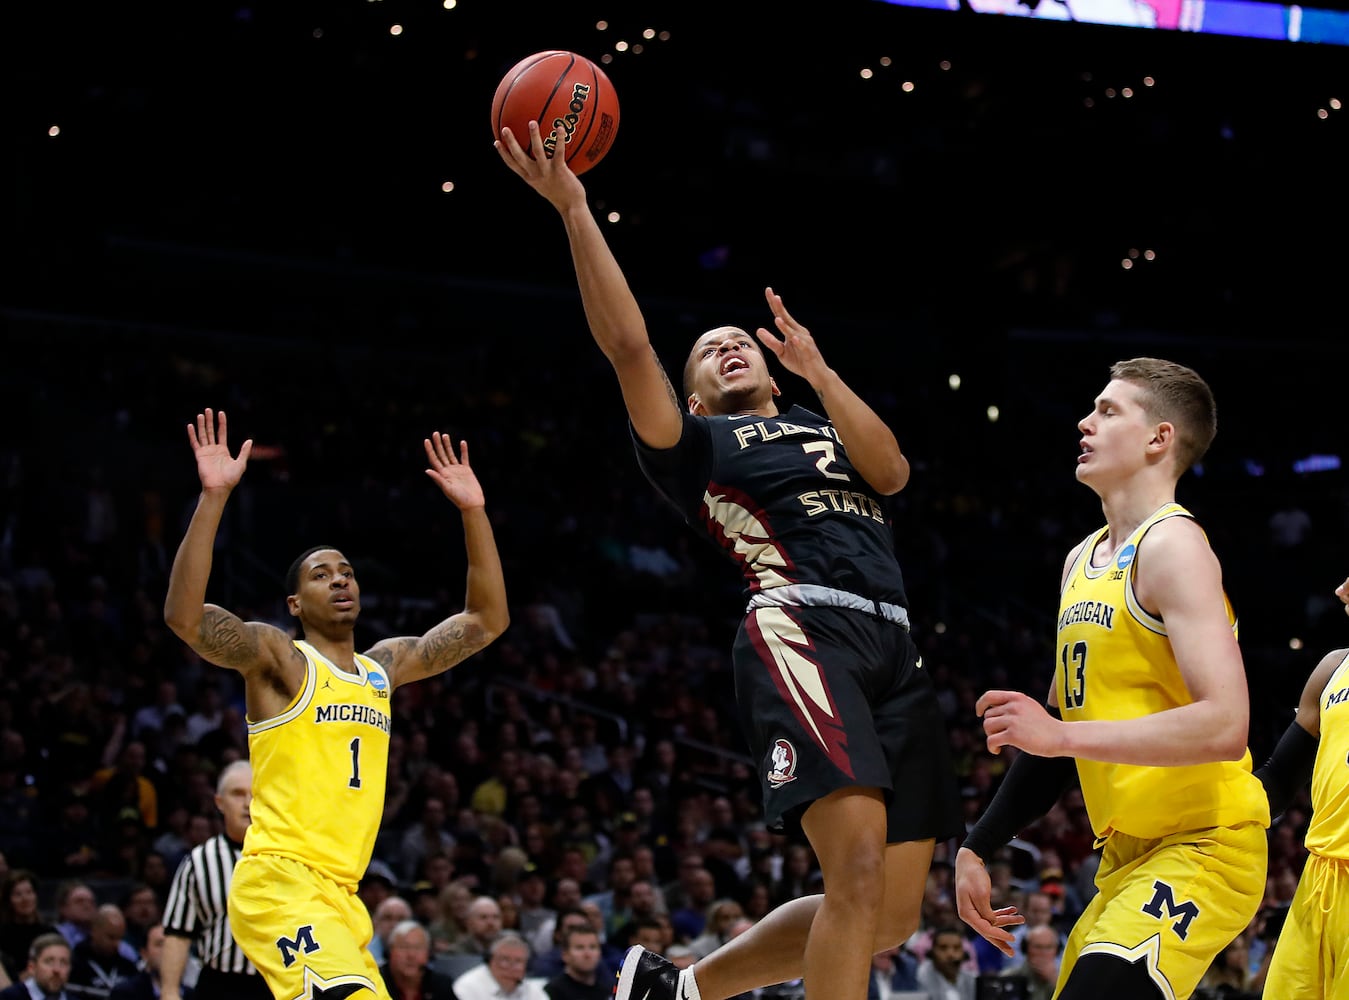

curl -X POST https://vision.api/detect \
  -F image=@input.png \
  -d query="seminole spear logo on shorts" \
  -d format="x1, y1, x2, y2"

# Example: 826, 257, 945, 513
767, 738, 798, 788
542, 82, 592, 158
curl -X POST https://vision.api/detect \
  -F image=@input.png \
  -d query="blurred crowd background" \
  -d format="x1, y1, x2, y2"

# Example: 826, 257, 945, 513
5, 0, 1349, 996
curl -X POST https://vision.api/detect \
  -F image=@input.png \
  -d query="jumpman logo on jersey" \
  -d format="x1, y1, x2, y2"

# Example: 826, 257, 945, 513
321, 678, 333, 691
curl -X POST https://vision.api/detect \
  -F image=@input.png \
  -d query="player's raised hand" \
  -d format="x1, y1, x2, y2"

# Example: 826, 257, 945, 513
1336, 576, 1349, 615
187, 409, 252, 492
424, 433, 485, 511
755, 287, 831, 387
495, 121, 586, 211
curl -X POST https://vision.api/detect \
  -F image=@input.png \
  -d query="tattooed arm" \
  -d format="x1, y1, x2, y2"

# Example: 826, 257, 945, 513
164, 409, 300, 715
369, 433, 509, 689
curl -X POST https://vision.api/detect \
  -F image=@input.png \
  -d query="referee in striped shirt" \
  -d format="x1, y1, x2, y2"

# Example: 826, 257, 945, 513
161, 760, 271, 1000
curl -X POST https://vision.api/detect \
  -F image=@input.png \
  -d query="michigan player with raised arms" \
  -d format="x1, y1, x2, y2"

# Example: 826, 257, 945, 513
164, 409, 509, 1000
1256, 575, 1349, 998
496, 123, 961, 1000
955, 359, 1269, 1000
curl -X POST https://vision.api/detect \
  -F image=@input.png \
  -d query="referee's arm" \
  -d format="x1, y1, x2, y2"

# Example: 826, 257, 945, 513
161, 931, 192, 1000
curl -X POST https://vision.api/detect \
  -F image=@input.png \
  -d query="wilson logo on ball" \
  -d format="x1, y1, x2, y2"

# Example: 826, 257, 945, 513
541, 82, 593, 159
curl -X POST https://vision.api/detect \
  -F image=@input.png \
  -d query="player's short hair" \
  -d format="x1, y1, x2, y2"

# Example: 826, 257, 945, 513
285, 545, 340, 595
1110, 357, 1217, 473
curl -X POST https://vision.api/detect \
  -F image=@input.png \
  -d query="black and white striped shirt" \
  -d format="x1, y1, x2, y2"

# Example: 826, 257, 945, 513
162, 833, 259, 976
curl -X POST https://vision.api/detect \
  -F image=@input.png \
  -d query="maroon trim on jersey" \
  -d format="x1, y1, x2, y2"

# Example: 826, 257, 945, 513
701, 478, 799, 592
745, 607, 854, 778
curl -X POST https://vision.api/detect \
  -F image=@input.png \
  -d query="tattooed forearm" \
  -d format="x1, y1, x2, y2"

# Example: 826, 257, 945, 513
198, 607, 260, 669
421, 618, 486, 672
654, 347, 681, 410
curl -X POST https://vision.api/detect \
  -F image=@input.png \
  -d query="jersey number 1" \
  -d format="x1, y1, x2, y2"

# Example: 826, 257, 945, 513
349, 737, 362, 789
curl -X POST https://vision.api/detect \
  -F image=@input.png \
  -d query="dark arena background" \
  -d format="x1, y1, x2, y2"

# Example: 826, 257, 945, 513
2, 0, 1346, 994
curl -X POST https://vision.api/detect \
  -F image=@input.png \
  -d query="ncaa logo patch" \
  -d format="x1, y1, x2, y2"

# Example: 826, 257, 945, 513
767, 739, 798, 788
368, 670, 389, 698
1116, 543, 1137, 570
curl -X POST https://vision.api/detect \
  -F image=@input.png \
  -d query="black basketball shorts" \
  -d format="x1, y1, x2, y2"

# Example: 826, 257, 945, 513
733, 604, 963, 843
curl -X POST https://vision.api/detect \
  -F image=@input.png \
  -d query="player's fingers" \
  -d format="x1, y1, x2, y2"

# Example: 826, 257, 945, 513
458, 439, 470, 466
217, 410, 229, 448
201, 409, 215, 444
754, 328, 784, 356
526, 120, 551, 162
433, 432, 454, 466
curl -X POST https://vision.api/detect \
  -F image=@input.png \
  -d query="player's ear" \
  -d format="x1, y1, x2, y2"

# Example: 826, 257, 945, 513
769, 377, 781, 397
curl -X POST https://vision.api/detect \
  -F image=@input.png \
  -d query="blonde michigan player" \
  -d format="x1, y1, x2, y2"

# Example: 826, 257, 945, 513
954, 359, 1269, 1000
164, 409, 509, 1000
1257, 576, 1349, 998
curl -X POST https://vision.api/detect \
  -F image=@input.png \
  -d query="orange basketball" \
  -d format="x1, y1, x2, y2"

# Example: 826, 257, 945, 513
491, 50, 620, 176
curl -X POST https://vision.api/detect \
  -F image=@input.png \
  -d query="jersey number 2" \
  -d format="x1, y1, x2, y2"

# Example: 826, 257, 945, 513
1060, 641, 1087, 709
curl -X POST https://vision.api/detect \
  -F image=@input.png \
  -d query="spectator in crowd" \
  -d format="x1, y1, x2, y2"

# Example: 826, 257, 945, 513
867, 944, 920, 998
995, 923, 1060, 1000
453, 932, 546, 1000
90, 741, 158, 834
428, 880, 475, 956
442, 896, 504, 960
687, 898, 745, 961
399, 797, 457, 885
54, 883, 127, 959
379, 920, 458, 1000
67, 904, 139, 999
544, 924, 609, 1000
368, 896, 415, 967
118, 886, 159, 954
515, 869, 556, 958
0, 869, 58, 984
0, 932, 72, 1000
915, 925, 976, 1000
108, 924, 166, 1000
529, 908, 606, 982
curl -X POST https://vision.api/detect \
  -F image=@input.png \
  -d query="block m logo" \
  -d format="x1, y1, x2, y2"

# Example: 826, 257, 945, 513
276, 924, 321, 968
1140, 880, 1200, 941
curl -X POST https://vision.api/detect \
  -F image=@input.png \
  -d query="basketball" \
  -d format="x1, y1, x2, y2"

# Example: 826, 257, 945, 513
491, 50, 620, 176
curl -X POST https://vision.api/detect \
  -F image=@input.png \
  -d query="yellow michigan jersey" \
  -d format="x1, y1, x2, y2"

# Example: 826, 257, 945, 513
1056, 502, 1269, 841
243, 639, 391, 887
1306, 649, 1349, 858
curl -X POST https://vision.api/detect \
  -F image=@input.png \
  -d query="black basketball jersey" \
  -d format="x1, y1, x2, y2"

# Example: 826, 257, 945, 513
633, 405, 908, 608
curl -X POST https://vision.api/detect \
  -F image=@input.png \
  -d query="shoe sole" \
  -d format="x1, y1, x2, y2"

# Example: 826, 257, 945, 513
614, 944, 646, 1000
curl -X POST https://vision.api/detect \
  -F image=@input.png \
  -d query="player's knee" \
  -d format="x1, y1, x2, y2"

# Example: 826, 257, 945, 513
872, 906, 922, 951
821, 850, 886, 912
1057, 953, 1167, 1000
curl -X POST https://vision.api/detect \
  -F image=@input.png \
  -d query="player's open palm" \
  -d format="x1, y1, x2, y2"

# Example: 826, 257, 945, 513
756, 286, 830, 386
425, 433, 485, 511
188, 408, 251, 492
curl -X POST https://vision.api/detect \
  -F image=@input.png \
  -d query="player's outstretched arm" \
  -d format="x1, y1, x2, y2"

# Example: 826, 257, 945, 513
163, 409, 293, 677
756, 287, 908, 494
496, 121, 682, 450
371, 434, 509, 688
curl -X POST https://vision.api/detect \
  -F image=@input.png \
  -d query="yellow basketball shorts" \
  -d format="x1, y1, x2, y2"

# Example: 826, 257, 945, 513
229, 853, 389, 1000
1056, 821, 1266, 1000
1264, 852, 1349, 1000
